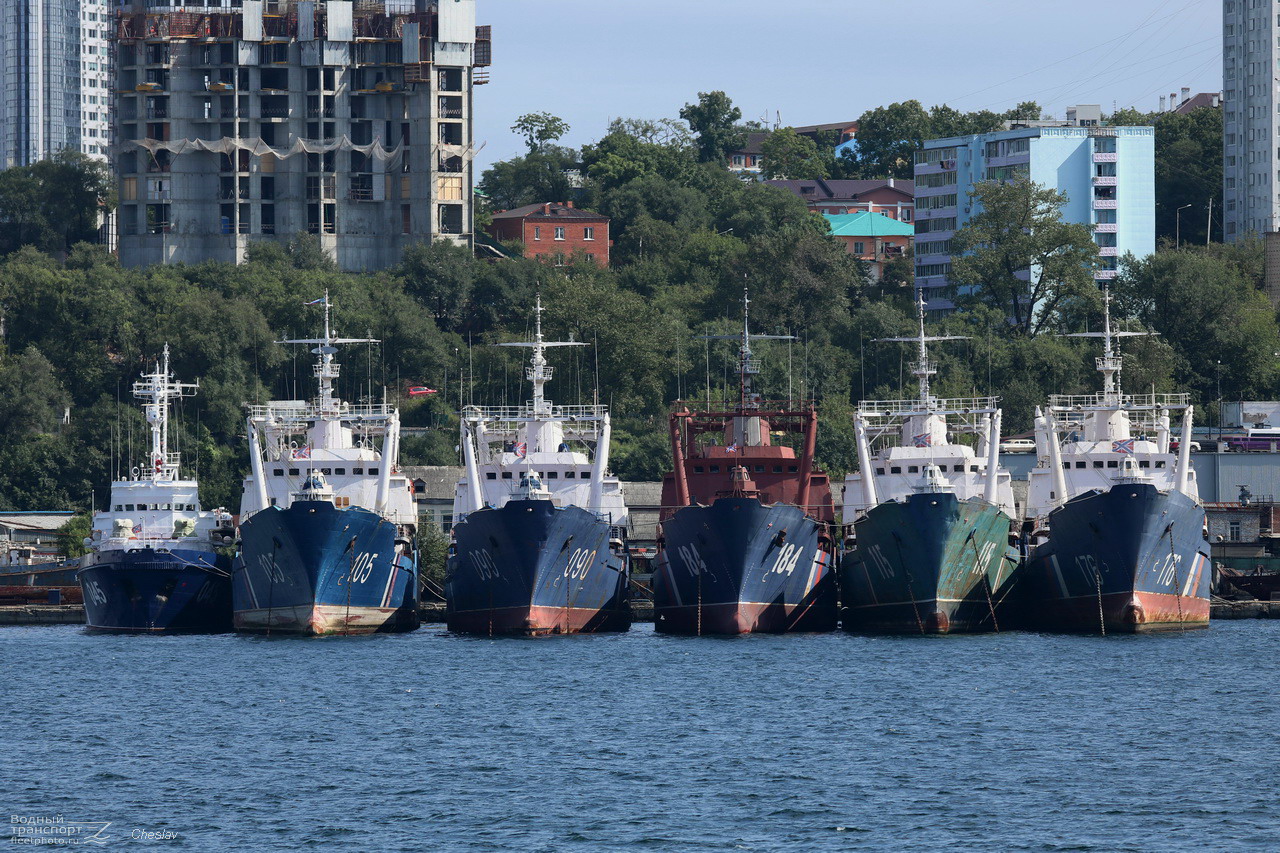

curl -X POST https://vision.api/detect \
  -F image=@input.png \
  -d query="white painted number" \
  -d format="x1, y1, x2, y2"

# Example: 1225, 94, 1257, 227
972, 541, 998, 577
85, 580, 107, 606
767, 543, 804, 577
563, 548, 597, 580
867, 544, 895, 580
470, 549, 500, 581
677, 545, 706, 578
347, 552, 376, 584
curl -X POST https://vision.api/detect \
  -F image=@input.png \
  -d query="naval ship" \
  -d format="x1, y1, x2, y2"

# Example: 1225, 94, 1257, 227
232, 294, 419, 635
652, 291, 837, 634
1022, 289, 1210, 632
79, 346, 235, 632
840, 295, 1019, 634
445, 296, 630, 635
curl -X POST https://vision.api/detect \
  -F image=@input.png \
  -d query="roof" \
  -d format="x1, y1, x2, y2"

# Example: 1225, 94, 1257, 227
491, 202, 608, 222
791, 120, 859, 136
768, 178, 914, 202
621, 481, 663, 509
823, 211, 915, 238
401, 466, 462, 501
0, 512, 75, 533
1173, 92, 1221, 114
735, 131, 769, 155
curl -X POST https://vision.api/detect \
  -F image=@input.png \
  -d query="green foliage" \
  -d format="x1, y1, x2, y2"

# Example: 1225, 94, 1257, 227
57, 512, 92, 558
478, 146, 578, 211
510, 112, 570, 152
679, 91, 747, 164
416, 523, 450, 592
759, 128, 828, 180
0, 150, 114, 256
951, 178, 1101, 336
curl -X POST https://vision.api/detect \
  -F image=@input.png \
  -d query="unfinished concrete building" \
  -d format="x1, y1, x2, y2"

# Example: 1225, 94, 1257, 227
113, 0, 489, 270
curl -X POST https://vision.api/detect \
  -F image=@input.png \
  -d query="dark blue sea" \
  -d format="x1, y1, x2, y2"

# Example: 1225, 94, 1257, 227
3, 622, 1277, 851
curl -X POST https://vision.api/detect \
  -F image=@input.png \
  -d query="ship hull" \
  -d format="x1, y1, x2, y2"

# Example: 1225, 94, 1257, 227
840, 493, 1019, 634
1023, 483, 1211, 633
233, 501, 419, 636
445, 500, 630, 635
653, 497, 837, 635
78, 548, 233, 633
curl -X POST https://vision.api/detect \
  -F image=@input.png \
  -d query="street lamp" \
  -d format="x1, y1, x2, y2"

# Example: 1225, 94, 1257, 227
1176, 204, 1193, 249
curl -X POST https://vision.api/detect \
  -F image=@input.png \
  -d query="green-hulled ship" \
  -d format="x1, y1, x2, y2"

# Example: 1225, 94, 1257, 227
839, 295, 1019, 634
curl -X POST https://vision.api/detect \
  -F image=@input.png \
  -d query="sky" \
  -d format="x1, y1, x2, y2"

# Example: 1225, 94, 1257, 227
473, 0, 1222, 170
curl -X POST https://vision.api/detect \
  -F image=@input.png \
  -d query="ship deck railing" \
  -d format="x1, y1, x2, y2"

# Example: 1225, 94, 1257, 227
1048, 392, 1190, 413
248, 401, 395, 424
857, 395, 1000, 419
463, 403, 608, 426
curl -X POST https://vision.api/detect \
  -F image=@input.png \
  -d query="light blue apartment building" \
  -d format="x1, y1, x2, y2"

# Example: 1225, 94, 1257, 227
913, 121, 1155, 310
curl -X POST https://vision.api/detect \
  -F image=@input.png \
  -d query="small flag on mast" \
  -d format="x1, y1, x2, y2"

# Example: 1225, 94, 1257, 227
291, 446, 312, 460
304, 296, 327, 306
514, 442, 527, 458
912, 433, 933, 447
1112, 438, 1135, 454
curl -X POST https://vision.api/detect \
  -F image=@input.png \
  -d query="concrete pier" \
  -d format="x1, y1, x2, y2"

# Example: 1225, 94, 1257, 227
1210, 599, 1280, 619
0, 605, 85, 625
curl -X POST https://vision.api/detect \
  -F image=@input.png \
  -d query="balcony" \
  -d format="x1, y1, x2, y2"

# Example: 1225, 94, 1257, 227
1098, 246, 1119, 257
1093, 199, 1118, 210
1093, 175, 1118, 187
1094, 269, 1117, 280
1094, 222, 1118, 233
1093, 152, 1118, 163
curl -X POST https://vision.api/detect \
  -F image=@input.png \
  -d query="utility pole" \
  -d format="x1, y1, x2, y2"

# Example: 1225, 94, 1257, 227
1176, 203, 1192, 248
1206, 197, 1213, 245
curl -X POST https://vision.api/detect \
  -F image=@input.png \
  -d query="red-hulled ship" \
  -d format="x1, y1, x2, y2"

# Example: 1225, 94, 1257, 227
652, 293, 838, 634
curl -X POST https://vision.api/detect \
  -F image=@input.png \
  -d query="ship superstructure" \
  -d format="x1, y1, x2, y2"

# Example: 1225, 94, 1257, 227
653, 290, 838, 634
79, 346, 234, 632
446, 295, 630, 634
1022, 289, 1209, 631
840, 295, 1019, 633
233, 293, 419, 635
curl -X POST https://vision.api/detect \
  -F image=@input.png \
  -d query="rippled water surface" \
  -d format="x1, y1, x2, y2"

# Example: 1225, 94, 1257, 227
2, 622, 1278, 851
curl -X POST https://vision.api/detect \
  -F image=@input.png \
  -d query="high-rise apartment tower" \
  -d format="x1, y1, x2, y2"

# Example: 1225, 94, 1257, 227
113, 0, 489, 270
0, 0, 112, 167
1223, 0, 1274, 241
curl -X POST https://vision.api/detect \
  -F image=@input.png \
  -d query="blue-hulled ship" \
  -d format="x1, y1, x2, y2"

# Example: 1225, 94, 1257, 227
233, 294, 419, 635
1021, 290, 1210, 632
79, 346, 235, 633
653, 291, 838, 634
446, 296, 630, 635
839, 295, 1019, 634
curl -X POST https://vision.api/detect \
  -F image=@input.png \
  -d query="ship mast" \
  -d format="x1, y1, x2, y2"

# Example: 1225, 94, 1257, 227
910, 291, 937, 406
529, 293, 553, 417
279, 290, 380, 419
701, 287, 793, 412
134, 343, 197, 482
1097, 287, 1123, 403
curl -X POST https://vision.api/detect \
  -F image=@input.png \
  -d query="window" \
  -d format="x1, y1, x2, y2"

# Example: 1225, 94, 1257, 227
554, 226, 565, 241
583, 226, 595, 241
1229, 520, 1242, 542
547, 471, 558, 479
908, 465, 920, 473
501, 472, 513, 479
853, 241, 865, 254
1107, 460, 1118, 468
890, 467, 902, 474
693, 466, 704, 473
788, 466, 798, 473
352, 468, 364, 475
272, 469, 283, 476
953, 465, 964, 472
875, 468, 885, 476
289, 468, 300, 476
773, 466, 783, 473
533, 226, 541, 241
125, 504, 135, 512
368, 468, 379, 475
710, 465, 721, 473
1093, 461, 1104, 468
754, 465, 765, 473
486, 472, 496, 480
334, 468, 345, 475
1075, 461, 1086, 469
114, 505, 122, 512
564, 471, 575, 478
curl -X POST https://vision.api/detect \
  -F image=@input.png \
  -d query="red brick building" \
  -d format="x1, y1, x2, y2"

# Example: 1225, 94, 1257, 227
767, 178, 915, 222
487, 202, 610, 266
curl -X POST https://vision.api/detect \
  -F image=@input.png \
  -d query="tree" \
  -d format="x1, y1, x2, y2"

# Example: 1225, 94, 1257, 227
479, 146, 577, 210
398, 241, 475, 331
852, 100, 931, 179
759, 128, 829, 180
950, 178, 1100, 336
510, 112, 570, 152
679, 91, 746, 164
0, 150, 113, 256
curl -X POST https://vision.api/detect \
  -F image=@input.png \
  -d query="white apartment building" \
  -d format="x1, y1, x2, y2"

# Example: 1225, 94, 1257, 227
0, 0, 111, 168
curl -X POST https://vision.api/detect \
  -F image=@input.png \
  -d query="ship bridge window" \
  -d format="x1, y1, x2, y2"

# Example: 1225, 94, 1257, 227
710, 465, 721, 473
321, 468, 332, 475
953, 465, 963, 472
335, 468, 346, 475
272, 469, 283, 476
369, 468, 379, 475
1062, 462, 1070, 470
773, 465, 783, 473
1155, 461, 1165, 468
890, 467, 901, 474
754, 465, 765, 473
547, 471, 558, 478
114, 505, 123, 512
908, 465, 920, 473
693, 466, 704, 473
353, 467, 364, 475
1093, 461, 1104, 468
1075, 461, 1086, 469
875, 468, 885, 475
969, 465, 979, 473
125, 504, 135, 511
162, 503, 172, 510
1139, 460, 1150, 468
565, 471, 575, 478
270, 497, 277, 506
502, 472, 513, 479
486, 472, 497, 480
1107, 460, 1118, 468
186, 504, 196, 511
289, 468, 300, 476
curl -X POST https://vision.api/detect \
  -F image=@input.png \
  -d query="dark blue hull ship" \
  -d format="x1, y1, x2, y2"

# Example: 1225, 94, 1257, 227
1023, 483, 1210, 632
78, 548, 233, 633
841, 493, 1019, 634
233, 500, 419, 635
654, 497, 837, 634
446, 499, 630, 635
